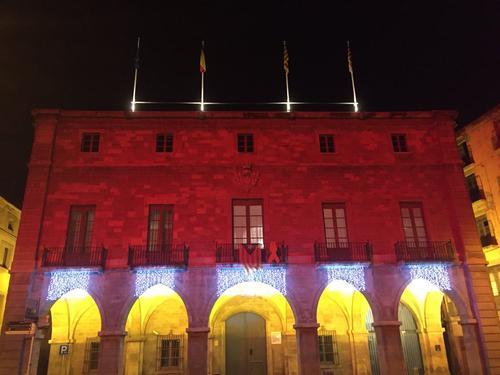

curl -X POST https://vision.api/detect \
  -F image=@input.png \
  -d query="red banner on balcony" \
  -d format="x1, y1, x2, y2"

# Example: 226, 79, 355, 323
239, 244, 261, 273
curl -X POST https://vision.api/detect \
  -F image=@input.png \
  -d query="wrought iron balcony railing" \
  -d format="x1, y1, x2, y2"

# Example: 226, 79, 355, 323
395, 240, 456, 262
215, 242, 288, 265
314, 241, 373, 262
480, 234, 498, 247
128, 244, 189, 268
41, 247, 107, 268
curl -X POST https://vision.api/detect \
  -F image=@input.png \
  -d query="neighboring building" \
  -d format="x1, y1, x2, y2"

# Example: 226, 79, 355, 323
1, 109, 500, 375
0, 196, 20, 328
457, 104, 500, 318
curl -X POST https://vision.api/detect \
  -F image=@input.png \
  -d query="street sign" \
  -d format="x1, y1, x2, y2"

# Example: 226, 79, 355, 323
59, 345, 70, 355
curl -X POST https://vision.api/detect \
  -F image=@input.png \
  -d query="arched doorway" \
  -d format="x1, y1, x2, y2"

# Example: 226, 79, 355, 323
399, 279, 465, 374
46, 289, 102, 374
209, 281, 297, 375
124, 284, 188, 375
226, 312, 267, 375
317, 279, 377, 374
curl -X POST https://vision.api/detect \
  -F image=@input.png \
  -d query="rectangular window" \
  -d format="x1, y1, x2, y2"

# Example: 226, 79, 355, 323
319, 134, 335, 153
391, 134, 408, 152
84, 339, 100, 372
1, 248, 8, 268
322, 203, 348, 247
156, 133, 174, 152
400, 202, 428, 246
237, 134, 254, 153
233, 200, 263, 247
466, 174, 484, 202
81, 133, 100, 152
477, 215, 497, 247
318, 330, 340, 365
147, 205, 174, 250
66, 206, 95, 250
489, 273, 499, 296
457, 142, 474, 165
157, 335, 183, 369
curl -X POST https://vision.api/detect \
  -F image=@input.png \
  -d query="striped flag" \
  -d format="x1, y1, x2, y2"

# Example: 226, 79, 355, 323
283, 41, 290, 74
347, 42, 353, 74
200, 43, 206, 73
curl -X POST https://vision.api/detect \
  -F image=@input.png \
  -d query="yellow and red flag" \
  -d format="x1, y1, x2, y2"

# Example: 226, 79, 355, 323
283, 41, 290, 74
347, 42, 353, 74
200, 44, 206, 73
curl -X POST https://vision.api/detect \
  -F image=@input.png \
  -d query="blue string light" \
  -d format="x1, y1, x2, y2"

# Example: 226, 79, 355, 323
322, 264, 367, 291
216, 266, 287, 296
134, 267, 177, 296
407, 263, 451, 291
47, 269, 92, 300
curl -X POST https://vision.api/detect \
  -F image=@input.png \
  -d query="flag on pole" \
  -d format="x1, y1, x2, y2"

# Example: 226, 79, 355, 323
347, 42, 353, 74
200, 42, 207, 73
283, 41, 290, 74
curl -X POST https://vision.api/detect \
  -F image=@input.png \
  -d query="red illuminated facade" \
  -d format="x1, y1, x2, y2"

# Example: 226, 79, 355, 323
1, 109, 499, 374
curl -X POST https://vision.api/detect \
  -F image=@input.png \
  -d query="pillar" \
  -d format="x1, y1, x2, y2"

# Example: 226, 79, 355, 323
351, 331, 371, 375
294, 323, 321, 375
372, 320, 406, 374
460, 319, 486, 374
98, 330, 126, 375
187, 326, 209, 375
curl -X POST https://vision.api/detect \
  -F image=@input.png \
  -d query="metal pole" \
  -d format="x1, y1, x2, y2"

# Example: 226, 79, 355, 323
131, 36, 140, 112
347, 41, 359, 112
285, 73, 291, 112
25, 333, 35, 375
201, 72, 205, 112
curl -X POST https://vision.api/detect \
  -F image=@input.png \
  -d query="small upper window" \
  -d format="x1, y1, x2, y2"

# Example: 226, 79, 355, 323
7, 220, 14, 231
319, 134, 335, 153
156, 134, 174, 153
81, 133, 100, 152
237, 134, 254, 153
391, 134, 408, 152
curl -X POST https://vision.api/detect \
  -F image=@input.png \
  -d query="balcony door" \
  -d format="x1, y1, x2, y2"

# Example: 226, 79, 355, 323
147, 205, 173, 251
66, 206, 95, 252
400, 202, 428, 248
232, 200, 264, 247
226, 312, 267, 375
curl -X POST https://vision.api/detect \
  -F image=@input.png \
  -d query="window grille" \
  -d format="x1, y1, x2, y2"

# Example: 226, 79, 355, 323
391, 134, 408, 152
81, 133, 100, 152
237, 134, 254, 152
84, 338, 100, 373
156, 133, 174, 152
318, 329, 340, 366
319, 134, 335, 153
157, 334, 184, 370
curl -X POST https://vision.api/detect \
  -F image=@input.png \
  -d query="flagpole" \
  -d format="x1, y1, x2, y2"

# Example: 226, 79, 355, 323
131, 36, 140, 112
200, 41, 205, 112
347, 41, 359, 112
283, 41, 291, 112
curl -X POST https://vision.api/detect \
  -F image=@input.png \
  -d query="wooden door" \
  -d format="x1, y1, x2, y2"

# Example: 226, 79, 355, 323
226, 312, 267, 375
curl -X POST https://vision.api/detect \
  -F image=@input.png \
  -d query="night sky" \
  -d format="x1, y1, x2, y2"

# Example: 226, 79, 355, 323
1, 1, 499, 208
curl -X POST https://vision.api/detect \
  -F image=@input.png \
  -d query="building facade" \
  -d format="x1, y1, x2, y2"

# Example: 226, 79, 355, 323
1, 109, 500, 375
457, 104, 500, 318
0, 196, 20, 329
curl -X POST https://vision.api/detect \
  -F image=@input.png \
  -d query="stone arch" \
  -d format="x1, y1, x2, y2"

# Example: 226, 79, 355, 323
124, 283, 189, 375
208, 281, 298, 375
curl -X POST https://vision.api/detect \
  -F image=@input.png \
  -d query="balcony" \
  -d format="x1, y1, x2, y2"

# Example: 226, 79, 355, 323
215, 242, 288, 265
480, 234, 498, 247
314, 241, 373, 263
468, 187, 486, 203
128, 244, 189, 268
395, 241, 456, 262
41, 247, 107, 268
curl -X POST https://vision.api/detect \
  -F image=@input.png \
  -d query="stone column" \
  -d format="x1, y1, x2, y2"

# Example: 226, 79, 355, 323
372, 320, 406, 374
98, 330, 127, 375
459, 319, 486, 374
294, 323, 321, 375
187, 327, 210, 375
351, 331, 371, 375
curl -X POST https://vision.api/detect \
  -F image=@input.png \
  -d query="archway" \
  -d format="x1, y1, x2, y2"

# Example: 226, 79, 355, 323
209, 281, 298, 375
124, 284, 188, 375
317, 279, 378, 375
399, 279, 466, 374
46, 289, 102, 374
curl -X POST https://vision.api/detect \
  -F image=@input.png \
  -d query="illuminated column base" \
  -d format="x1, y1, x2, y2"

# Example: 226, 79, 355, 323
187, 327, 210, 375
372, 321, 406, 374
294, 323, 321, 375
98, 331, 126, 375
